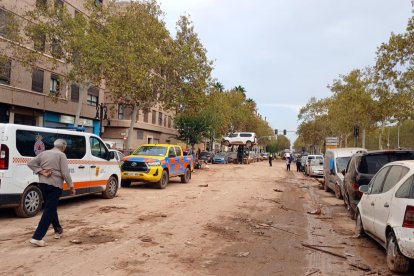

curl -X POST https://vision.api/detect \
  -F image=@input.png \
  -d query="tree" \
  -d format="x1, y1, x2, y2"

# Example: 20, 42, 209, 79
214, 82, 225, 92
174, 113, 210, 148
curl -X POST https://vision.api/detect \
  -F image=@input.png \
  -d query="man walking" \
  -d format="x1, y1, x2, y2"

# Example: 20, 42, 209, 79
268, 153, 273, 167
27, 139, 75, 247
286, 156, 291, 171
296, 157, 301, 172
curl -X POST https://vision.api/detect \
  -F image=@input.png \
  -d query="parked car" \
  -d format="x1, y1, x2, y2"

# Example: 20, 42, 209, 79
212, 152, 229, 164
300, 155, 308, 172
306, 159, 324, 177
110, 149, 125, 164
356, 160, 414, 273
227, 152, 237, 163
324, 148, 366, 199
222, 132, 257, 148
344, 150, 414, 218
304, 155, 323, 176
261, 152, 269, 160
199, 151, 213, 163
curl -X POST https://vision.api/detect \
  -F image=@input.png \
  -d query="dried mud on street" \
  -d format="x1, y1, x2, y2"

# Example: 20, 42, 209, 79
0, 160, 407, 275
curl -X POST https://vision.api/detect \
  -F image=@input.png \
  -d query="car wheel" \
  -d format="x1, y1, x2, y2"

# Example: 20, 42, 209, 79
102, 176, 118, 199
324, 180, 329, 192
14, 185, 43, 218
156, 170, 169, 189
334, 184, 342, 199
355, 210, 365, 238
386, 231, 410, 273
121, 180, 131, 187
180, 167, 191, 183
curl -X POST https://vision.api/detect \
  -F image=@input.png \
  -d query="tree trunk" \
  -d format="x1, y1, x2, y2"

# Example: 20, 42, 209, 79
126, 105, 139, 151
362, 128, 366, 149
344, 135, 348, 147
379, 121, 385, 150
74, 83, 91, 126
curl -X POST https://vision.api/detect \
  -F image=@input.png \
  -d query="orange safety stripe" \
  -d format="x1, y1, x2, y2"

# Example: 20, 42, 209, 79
63, 179, 107, 190
13, 157, 118, 166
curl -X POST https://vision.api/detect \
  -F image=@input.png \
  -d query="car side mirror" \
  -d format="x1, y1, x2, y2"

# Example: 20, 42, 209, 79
359, 185, 369, 194
108, 151, 115, 161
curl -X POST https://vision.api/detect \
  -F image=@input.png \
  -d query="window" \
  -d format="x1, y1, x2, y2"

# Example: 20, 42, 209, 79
396, 175, 414, 199
382, 166, 409, 193
16, 130, 55, 157
36, 0, 47, 9
175, 146, 182, 156
240, 133, 252, 137
87, 86, 99, 106
118, 105, 124, 119
144, 112, 149, 123
71, 84, 79, 102
370, 167, 390, 194
32, 69, 44, 93
137, 130, 144, 139
0, 9, 17, 39
168, 147, 175, 157
50, 74, 60, 94
54, 0, 64, 11
164, 116, 167, 127
60, 134, 86, 159
90, 137, 108, 160
158, 112, 163, 126
33, 33, 46, 52
152, 110, 156, 124
168, 116, 171, 128
50, 38, 63, 59
0, 59, 11, 85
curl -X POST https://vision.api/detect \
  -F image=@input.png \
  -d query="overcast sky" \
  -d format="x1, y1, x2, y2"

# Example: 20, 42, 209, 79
159, 0, 412, 144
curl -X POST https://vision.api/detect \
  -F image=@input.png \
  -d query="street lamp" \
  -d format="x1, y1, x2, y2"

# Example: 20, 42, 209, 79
95, 103, 110, 137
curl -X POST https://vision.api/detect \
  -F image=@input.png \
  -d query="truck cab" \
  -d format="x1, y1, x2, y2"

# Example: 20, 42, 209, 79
120, 144, 193, 189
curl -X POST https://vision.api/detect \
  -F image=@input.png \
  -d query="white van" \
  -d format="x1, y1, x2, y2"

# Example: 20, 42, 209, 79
0, 124, 121, 217
323, 148, 366, 199
222, 132, 257, 147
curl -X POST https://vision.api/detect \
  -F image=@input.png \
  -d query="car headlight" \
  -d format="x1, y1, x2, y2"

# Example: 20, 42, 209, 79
147, 161, 161, 167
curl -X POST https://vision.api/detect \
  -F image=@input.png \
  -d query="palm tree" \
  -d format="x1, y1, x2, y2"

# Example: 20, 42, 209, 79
214, 82, 224, 92
234, 85, 246, 98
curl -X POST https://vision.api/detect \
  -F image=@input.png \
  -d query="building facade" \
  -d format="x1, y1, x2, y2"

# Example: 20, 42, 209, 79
0, 0, 178, 149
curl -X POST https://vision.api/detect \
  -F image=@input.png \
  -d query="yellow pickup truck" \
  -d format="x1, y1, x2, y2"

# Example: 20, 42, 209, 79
120, 144, 193, 189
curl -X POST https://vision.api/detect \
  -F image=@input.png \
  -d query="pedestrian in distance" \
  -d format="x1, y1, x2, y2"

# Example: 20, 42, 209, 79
286, 156, 291, 171
296, 157, 301, 172
269, 153, 273, 167
27, 139, 75, 247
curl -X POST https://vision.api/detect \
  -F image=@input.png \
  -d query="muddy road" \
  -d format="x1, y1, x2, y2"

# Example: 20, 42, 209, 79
0, 160, 405, 275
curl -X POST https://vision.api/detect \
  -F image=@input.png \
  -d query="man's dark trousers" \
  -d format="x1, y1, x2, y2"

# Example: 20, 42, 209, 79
32, 183, 63, 240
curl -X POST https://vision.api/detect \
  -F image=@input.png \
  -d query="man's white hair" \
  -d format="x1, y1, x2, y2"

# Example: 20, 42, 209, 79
54, 139, 67, 149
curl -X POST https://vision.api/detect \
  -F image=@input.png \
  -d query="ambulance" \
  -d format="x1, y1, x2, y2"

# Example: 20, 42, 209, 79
0, 124, 121, 217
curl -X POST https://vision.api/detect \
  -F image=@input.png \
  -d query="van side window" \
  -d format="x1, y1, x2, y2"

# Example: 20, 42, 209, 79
396, 175, 414, 199
59, 134, 86, 159
168, 147, 175, 157
90, 137, 108, 159
16, 130, 56, 157
240, 133, 252, 137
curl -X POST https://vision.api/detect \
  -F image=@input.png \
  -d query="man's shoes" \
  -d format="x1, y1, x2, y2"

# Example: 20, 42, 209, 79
30, 239, 47, 247
54, 227, 63, 239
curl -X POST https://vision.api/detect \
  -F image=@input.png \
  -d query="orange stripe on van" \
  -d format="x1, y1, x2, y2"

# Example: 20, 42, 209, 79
13, 158, 118, 166
63, 179, 108, 190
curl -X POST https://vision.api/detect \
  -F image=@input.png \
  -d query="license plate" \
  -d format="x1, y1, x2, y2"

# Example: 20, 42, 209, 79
125, 173, 139, 176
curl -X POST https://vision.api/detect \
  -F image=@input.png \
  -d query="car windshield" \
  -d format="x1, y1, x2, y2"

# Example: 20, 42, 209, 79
310, 159, 323, 166
359, 152, 414, 174
132, 146, 167, 156
336, 157, 350, 172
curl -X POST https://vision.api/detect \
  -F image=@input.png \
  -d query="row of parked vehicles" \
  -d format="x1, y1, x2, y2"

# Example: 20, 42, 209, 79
198, 150, 268, 165
319, 147, 414, 273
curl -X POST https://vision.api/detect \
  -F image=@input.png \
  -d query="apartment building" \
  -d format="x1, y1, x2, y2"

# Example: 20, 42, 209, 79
102, 100, 178, 150
0, 0, 178, 148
